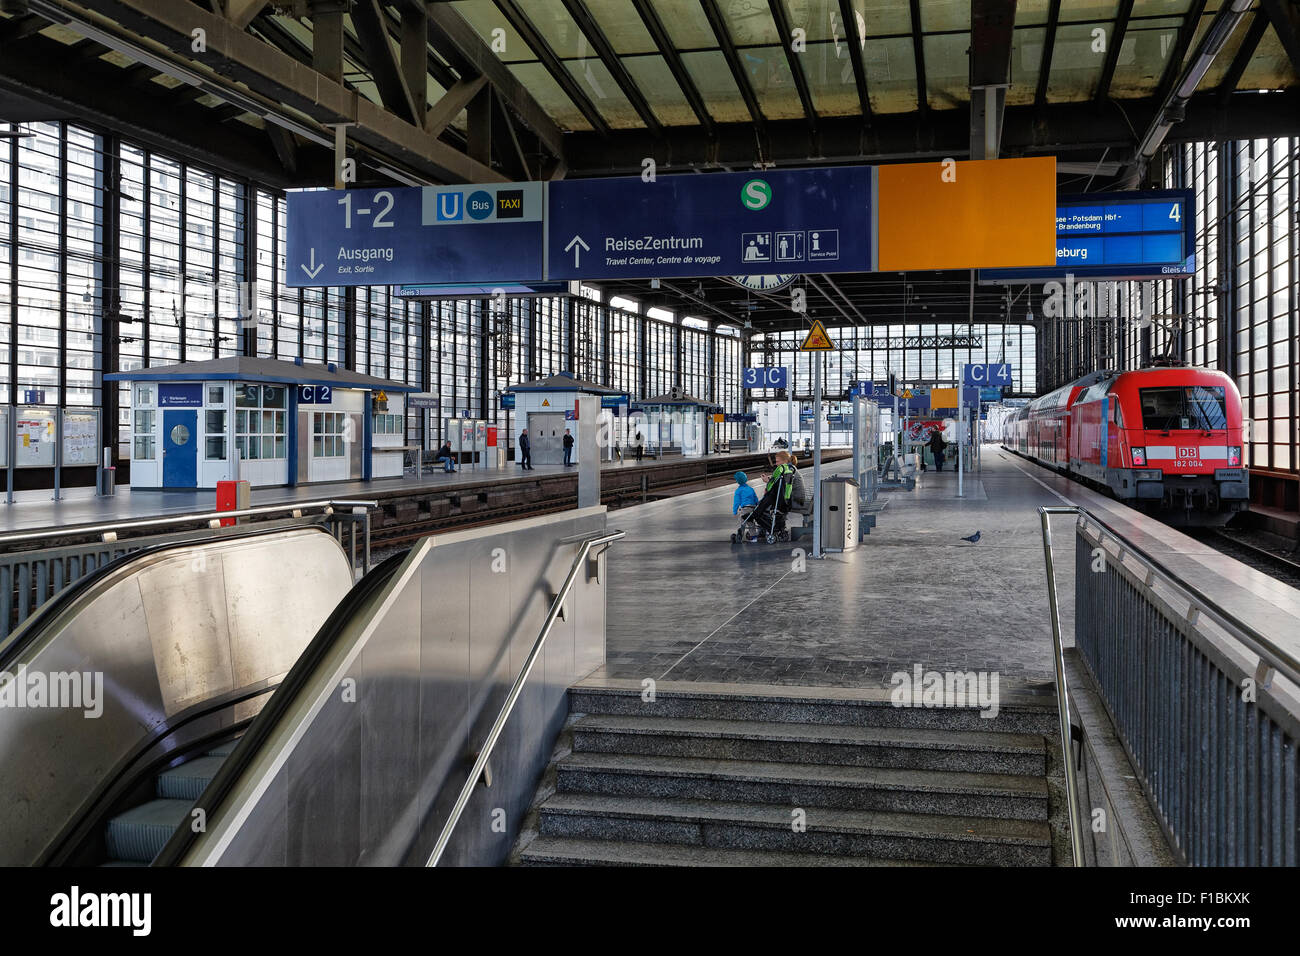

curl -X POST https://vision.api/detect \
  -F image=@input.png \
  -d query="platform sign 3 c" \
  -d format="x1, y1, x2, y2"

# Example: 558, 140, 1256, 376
742, 367, 788, 389
800, 320, 836, 352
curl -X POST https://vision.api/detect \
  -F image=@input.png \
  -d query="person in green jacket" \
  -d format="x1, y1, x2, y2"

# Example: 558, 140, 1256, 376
747, 451, 797, 539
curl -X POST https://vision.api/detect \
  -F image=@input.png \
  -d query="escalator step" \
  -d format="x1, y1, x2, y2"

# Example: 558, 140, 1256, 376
156, 755, 228, 800
104, 799, 191, 863
206, 741, 238, 758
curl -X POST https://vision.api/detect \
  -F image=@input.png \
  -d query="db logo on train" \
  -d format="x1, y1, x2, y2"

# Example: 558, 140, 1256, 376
1177, 446, 1202, 465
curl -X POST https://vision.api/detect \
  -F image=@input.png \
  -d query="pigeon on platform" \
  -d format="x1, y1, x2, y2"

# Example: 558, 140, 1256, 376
961, 531, 981, 544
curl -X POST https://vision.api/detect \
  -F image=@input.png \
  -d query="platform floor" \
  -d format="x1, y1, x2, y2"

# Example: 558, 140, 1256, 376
597, 448, 1300, 692
598, 451, 1075, 691
0, 449, 800, 535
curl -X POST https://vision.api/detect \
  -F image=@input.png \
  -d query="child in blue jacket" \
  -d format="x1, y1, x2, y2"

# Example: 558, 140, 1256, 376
732, 471, 759, 515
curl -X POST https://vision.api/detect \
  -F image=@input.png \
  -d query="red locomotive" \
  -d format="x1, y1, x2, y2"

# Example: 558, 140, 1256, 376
1003, 366, 1249, 525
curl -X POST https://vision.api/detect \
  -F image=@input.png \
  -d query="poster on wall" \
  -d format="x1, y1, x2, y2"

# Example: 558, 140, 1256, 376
62, 408, 100, 465
16, 408, 56, 468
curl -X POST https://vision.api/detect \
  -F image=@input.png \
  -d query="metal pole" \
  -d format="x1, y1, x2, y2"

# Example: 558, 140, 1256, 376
1039, 506, 1086, 867
53, 406, 62, 501
957, 401, 965, 498
6, 407, 13, 505
786, 388, 792, 453
812, 354, 823, 558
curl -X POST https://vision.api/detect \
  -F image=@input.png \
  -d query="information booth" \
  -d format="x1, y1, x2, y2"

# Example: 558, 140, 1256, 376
108, 357, 417, 490
503, 372, 629, 466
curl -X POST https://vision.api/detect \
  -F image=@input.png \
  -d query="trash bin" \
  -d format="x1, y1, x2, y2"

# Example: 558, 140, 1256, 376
820, 476, 859, 552
98, 466, 116, 497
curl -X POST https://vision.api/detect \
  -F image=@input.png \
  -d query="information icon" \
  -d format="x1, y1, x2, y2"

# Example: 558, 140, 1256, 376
808, 229, 839, 261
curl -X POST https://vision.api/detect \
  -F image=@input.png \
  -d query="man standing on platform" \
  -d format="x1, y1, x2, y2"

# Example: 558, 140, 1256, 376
519, 429, 533, 470
563, 428, 574, 466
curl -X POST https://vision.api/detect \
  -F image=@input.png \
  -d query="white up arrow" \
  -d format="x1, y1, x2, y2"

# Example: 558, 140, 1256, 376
301, 248, 324, 280
565, 234, 589, 268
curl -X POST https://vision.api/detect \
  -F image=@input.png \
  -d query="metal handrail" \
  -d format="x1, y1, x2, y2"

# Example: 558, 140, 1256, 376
426, 528, 625, 867
1038, 506, 1087, 867
1073, 509, 1300, 688
0, 499, 379, 548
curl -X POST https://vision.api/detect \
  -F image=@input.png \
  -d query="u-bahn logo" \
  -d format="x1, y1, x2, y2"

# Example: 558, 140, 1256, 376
436, 192, 462, 221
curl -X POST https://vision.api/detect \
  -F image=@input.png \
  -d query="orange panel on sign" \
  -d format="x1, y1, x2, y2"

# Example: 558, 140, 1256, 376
930, 388, 959, 409
877, 157, 1056, 271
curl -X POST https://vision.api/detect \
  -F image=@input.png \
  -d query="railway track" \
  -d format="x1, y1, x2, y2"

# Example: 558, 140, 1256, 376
1196, 528, 1300, 589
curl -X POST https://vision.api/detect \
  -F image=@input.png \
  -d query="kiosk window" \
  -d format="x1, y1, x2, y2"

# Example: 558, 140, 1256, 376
235, 384, 287, 459
206, 409, 227, 460
313, 412, 346, 457
133, 409, 155, 460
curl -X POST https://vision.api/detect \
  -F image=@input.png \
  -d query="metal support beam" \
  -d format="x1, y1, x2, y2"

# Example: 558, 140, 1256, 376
351, 0, 418, 124
424, 1, 566, 158
700, 0, 766, 131
425, 74, 488, 137
401, 6, 430, 125
312, 4, 345, 84
767, 0, 819, 131
1259, 0, 1300, 76
50, 0, 506, 183
1216, 11, 1269, 101
559, 0, 663, 135
491, 0, 611, 138
1034, 0, 1061, 111
467, 83, 491, 167
836, 0, 872, 121
225, 0, 266, 32
1095, 0, 1134, 104
631, 0, 715, 134
908, 0, 928, 115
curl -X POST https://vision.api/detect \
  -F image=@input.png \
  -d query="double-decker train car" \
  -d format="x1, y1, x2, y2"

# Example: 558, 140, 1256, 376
1002, 366, 1249, 525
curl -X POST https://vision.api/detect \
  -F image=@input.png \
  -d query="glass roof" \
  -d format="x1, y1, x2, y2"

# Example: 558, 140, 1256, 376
428, 0, 1294, 131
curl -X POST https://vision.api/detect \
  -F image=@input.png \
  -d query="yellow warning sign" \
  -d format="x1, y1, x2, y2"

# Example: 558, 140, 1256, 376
541, 398, 550, 406
799, 319, 835, 352
902, 389, 913, 398
376, 390, 387, 402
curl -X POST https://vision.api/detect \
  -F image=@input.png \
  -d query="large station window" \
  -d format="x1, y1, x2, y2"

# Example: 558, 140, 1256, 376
234, 384, 287, 460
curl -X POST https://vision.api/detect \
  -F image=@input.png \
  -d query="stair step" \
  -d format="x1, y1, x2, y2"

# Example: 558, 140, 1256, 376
572, 714, 1045, 775
556, 752, 1048, 820
537, 792, 1050, 866
104, 799, 191, 863
206, 741, 239, 757
156, 754, 228, 800
569, 683, 1060, 735
518, 836, 932, 867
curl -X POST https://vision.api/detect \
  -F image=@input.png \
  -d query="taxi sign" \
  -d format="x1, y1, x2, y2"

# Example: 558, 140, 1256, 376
799, 319, 835, 352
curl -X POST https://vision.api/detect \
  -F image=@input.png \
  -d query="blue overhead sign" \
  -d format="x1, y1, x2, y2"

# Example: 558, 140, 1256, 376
742, 367, 788, 389
963, 364, 1013, 386
285, 183, 544, 288
546, 166, 876, 281
981, 189, 1194, 283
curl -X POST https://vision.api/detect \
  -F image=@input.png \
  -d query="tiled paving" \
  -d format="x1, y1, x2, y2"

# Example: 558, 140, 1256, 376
598, 451, 1079, 691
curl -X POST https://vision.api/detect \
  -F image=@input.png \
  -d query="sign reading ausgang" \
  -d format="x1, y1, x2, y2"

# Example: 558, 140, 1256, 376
547, 166, 876, 281
285, 183, 544, 287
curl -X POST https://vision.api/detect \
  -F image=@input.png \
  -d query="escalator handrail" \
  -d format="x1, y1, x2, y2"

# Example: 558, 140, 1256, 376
0, 517, 330, 671
152, 547, 411, 867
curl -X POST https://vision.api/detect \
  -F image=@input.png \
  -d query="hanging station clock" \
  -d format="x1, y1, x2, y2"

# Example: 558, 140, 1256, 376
728, 275, 797, 293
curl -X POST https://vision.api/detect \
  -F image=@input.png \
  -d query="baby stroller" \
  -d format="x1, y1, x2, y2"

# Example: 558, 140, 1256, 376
731, 468, 795, 544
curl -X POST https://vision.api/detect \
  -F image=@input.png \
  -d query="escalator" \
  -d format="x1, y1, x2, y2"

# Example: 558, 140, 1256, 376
0, 520, 357, 866
102, 741, 238, 866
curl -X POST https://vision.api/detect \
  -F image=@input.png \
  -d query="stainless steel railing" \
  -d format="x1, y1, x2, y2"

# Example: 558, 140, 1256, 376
1040, 504, 1300, 866
0, 500, 377, 640
1038, 506, 1086, 867
426, 528, 625, 867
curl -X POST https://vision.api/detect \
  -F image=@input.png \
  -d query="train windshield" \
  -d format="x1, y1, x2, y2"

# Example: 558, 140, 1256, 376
1139, 386, 1227, 431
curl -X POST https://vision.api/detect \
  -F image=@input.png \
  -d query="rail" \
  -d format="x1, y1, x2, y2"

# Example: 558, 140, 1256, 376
0, 500, 377, 640
1040, 504, 1300, 866
1037, 506, 1087, 867
426, 527, 626, 867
